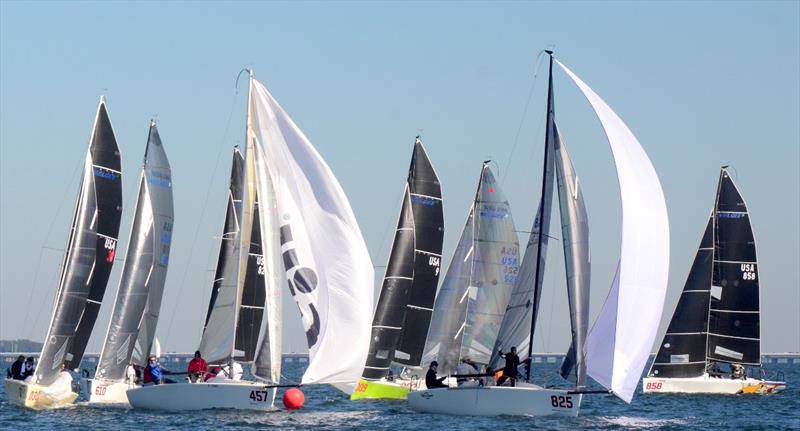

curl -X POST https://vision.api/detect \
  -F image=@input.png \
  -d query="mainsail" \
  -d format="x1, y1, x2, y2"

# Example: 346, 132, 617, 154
35, 99, 123, 386
423, 163, 519, 374
649, 166, 759, 378
706, 168, 760, 366
557, 59, 670, 403
249, 76, 374, 389
98, 121, 173, 381
199, 149, 244, 365
362, 138, 444, 379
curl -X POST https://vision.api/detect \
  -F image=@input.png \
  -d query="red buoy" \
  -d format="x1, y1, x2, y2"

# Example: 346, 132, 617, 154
282, 387, 305, 410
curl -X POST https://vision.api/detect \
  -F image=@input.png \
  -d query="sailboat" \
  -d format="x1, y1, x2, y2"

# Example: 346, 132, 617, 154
408, 160, 522, 394
643, 166, 786, 395
5, 98, 123, 409
351, 137, 444, 400
127, 71, 374, 411
408, 51, 671, 416
85, 120, 174, 404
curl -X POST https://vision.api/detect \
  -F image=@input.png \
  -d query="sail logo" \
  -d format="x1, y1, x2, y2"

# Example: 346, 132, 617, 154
94, 167, 118, 181
279, 223, 321, 349
411, 195, 440, 206
104, 238, 117, 263
718, 212, 745, 219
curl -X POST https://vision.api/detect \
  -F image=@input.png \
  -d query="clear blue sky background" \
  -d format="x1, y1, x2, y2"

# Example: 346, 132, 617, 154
1, 1, 798, 355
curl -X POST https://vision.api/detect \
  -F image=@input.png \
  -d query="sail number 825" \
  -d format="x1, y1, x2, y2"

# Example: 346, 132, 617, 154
550, 395, 573, 408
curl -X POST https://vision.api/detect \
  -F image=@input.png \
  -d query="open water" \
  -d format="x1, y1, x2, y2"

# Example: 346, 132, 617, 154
1, 361, 798, 430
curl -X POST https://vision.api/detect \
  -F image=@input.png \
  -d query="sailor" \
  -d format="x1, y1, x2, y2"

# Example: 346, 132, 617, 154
22, 357, 35, 379
707, 361, 723, 378
425, 361, 448, 389
187, 350, 208, 383
497, 346, 524, 387
732, 363, 745, 380
126, 361, 139, 386
10, 355, 25, 380
455, 357, 479, 386
219, 361, 244, 381
145, 355, 164, 385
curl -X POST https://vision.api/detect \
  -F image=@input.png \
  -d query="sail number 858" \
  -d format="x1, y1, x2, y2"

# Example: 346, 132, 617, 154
550, 395, 573, 408
741, 264, 756, 281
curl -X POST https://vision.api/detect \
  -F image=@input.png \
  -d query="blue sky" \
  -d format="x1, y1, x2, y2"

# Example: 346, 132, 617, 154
1, 1, 798, 355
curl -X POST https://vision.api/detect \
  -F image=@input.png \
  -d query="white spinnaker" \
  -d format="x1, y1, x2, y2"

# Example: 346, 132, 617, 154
556, 59, 670, 403
249, 77, 374, 390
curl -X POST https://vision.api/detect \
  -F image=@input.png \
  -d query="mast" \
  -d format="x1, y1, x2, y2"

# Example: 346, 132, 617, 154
525, 50, 555, 382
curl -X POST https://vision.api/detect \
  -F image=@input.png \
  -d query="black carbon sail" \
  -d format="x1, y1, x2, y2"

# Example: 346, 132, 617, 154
707, 167, 760, 366
362, 138, 444, 379
649, 166, 760, 378
234, 192, 266, 362
35, 99, 123, 386
203, 148, 244, 331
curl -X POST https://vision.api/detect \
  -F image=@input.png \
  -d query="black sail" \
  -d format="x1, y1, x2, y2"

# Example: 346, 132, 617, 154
35, 100, 123, 385
395, 140, 444, 367
362, 138, 443, 379
707, 167, 760, 366
649, 217, 713, 378
234, 192, 266, 362
204, 148, 244, 330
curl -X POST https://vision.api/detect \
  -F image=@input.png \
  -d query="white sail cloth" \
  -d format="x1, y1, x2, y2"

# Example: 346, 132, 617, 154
249, 78, 374, 390
556, 59, 670, 403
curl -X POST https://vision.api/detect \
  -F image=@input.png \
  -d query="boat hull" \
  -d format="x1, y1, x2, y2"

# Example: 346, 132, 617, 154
407, 384, 582, 417
643, 376, 786, 394
126, 379, 278, 411
4, 378, 79, 409
84, 378, 134, 405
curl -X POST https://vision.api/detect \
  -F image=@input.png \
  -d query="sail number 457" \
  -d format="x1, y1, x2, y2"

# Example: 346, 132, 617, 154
249, 390, 270, 402
550, 395, 573, 408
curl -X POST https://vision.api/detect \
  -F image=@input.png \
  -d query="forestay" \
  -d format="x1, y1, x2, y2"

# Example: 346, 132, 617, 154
249, 77, 374, 389
557, 59, 670, 403
35, 99, 123, 386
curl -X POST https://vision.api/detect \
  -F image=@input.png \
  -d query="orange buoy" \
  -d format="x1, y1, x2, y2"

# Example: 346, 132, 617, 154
282, 387, 305, 410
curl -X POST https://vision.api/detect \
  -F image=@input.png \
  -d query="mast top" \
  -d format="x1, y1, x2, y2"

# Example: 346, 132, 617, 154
544, 49, 554, 55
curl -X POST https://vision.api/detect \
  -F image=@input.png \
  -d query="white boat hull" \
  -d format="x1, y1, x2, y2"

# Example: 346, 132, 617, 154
407, 383, 582, 417
84, 378, 134, 405
126, 379, 278, 411
4, 378, 78, 409
643, 375, 786, 394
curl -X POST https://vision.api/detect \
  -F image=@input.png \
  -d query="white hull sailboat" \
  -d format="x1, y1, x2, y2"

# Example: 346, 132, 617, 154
643, 167, 786, 395
126, 378, 278, 411
408, 383, 582, 417
410, 51, 671, 417
86, 120, 174, 405
128, 71, 374, 411
5, 99, 124, 409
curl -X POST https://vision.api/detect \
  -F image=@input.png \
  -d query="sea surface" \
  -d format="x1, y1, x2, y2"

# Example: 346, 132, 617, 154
1, 360, 798, 430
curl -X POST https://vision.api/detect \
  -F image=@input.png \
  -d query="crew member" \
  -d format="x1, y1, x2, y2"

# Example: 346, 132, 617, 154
425, 361, 448, 389
187, 350, 208, 383
497, 346, 525, 387
10, 355, 25, 380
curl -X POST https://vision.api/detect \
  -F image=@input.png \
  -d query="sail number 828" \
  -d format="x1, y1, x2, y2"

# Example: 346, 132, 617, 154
550, 395, 573, 408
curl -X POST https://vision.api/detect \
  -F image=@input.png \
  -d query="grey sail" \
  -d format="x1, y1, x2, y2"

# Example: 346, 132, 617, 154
34, 99, 123, 386
648, 217, 713, 378
199, 148, 244, 365
131, 122, 174, 367
234, 191, 266, 363
422, 163, 518, 374
98, 121, 173, 379
553, 124, 590, 388
707, 167, 760, 366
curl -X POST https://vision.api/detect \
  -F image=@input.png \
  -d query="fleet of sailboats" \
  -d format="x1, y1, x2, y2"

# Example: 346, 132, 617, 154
4, 56, 787, 415
643, 166, 786, 395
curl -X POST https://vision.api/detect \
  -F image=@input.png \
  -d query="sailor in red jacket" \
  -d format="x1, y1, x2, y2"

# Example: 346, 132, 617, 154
187, 350, 208, 383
